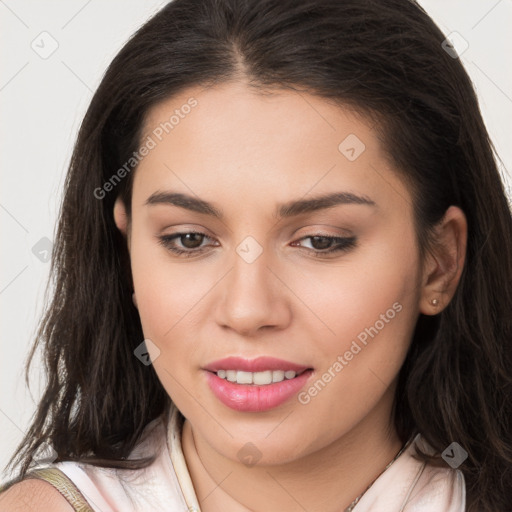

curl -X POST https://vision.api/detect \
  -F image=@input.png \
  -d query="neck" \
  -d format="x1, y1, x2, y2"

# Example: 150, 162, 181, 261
181, 384, 403, 512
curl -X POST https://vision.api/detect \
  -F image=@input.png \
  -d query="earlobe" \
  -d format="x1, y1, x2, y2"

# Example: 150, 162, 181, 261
419, 206, 467, 315
113, 197, 128, 237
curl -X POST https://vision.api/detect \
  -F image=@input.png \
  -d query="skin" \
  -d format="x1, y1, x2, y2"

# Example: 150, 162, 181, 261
0, 479, 75, 511
113, 80, 467, 512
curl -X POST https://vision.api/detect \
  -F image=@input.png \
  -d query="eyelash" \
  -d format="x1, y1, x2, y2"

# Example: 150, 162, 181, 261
157, 231, 357, 258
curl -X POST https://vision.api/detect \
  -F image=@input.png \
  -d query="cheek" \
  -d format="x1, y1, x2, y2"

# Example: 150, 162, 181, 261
128, 229, 225, 396
294, 228, 418, 320
129, 238, 206, 402
129, 231, 202, 338
292, 228, 421, 414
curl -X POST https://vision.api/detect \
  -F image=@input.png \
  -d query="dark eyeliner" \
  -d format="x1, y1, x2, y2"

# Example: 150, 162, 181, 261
158, 232, 357, 258
294, 235, 357, 258
157, 232, 211, 257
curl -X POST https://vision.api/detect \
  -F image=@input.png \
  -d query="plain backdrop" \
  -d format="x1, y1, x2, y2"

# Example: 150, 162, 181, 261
1, 0, 511, 481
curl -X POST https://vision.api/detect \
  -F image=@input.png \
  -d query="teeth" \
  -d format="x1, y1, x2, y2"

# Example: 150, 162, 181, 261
237, 371, 253, 384
272, 370, 285, 383
253, 371, 272, 385
215, 369, 298, 385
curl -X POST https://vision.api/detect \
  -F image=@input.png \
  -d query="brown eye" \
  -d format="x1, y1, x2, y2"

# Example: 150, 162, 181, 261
179, 232, 205, 249
309, 236, 335, 250
291, 235, 357, 257
157, 231, 218, 257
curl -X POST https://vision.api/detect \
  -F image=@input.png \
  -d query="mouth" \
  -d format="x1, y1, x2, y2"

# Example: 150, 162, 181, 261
202, 356, 314, 412
211, 368, 310, 385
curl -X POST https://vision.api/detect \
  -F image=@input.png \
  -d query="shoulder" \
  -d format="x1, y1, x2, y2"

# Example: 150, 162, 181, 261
407, 462, 465, 510
0, 478, 74, 512
402, 436, 466, 511
355, 435, 466, 511
0, 409, 177, 512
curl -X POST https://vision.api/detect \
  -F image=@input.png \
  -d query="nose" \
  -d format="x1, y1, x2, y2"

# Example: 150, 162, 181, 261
214, 246, 292, 337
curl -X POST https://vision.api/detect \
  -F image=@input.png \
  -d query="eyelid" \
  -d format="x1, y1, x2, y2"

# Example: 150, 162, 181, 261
291, 224, 354, 238
157, 228, 357, 259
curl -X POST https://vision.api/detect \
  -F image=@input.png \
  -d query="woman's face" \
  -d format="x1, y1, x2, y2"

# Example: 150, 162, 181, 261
116, 81, 425, 465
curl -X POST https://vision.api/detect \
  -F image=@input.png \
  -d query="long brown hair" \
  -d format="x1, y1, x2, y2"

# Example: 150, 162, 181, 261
4, 1, 512, 510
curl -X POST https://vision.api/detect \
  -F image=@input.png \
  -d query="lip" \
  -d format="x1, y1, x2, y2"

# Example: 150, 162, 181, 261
203, 356, 310, 373
203, 356, 313, 412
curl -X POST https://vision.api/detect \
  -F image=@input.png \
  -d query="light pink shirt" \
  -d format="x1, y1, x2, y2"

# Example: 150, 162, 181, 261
39, 403, 465, 511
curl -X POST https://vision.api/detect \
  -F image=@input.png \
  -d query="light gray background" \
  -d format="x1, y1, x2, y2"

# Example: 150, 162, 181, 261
1, 0, 511, 481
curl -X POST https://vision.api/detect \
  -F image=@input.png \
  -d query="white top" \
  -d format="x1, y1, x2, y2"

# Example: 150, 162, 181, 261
34, 403, 466, 511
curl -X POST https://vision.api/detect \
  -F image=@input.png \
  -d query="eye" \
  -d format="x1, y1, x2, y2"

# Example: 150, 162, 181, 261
157, 231, 357, 259
291, 235, 357, 257
158, 231, 217, 257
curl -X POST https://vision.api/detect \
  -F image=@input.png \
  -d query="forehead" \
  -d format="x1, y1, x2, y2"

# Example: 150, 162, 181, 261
133, 81, 411, 216
141, 81, 373, 153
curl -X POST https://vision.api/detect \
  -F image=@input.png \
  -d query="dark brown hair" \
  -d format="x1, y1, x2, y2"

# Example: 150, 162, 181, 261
3, 0, 512, 510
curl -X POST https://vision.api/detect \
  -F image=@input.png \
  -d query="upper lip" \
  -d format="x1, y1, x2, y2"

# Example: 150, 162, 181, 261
203, 356, 311, 373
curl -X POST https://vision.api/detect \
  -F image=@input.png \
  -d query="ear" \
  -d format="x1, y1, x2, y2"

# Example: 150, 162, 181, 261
419, 205, 467, 315
113, 196, 130, 245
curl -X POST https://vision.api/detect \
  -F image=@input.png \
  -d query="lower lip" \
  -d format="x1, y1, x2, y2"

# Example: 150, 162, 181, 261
204, 370, 313, 412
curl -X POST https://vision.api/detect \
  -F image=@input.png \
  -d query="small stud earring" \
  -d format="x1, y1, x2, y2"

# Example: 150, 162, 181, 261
430, 298, 439, 306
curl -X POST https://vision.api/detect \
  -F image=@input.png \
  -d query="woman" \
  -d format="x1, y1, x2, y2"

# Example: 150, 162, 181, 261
1, 0, 511, 510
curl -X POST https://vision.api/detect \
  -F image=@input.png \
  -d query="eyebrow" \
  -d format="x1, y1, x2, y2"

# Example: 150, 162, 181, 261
145, 191, 376, 219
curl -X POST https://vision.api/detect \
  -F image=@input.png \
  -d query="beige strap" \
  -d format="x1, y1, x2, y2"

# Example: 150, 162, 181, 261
25, 467, 94, 512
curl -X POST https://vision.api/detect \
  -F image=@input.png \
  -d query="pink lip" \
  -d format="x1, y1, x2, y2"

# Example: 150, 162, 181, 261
203, 356, 310, 373
203, 356, 313, 412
